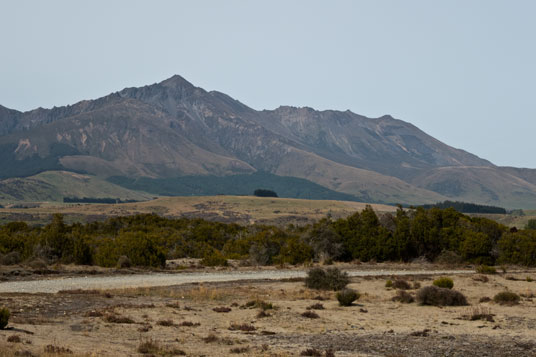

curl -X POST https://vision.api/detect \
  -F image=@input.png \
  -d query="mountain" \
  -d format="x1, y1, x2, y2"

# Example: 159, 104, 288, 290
0, 75, 535, 208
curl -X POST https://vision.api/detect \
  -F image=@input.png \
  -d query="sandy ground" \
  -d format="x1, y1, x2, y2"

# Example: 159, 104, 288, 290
1, 267, 536, 356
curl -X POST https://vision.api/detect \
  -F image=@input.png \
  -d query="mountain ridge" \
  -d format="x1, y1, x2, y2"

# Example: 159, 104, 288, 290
0, 74, 534, 208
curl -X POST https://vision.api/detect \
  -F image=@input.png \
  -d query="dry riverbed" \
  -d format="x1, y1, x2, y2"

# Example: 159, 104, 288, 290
1, 264, 536, 356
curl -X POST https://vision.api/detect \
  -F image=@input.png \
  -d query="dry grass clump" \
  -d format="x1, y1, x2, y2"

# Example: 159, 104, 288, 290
137, 338, 160, 354
242, 299, 273, 310
182, 285, 231, 301
230, 346, 250, 354
165, 302, 181, 309
7, 335, 21, 343
202, 334, 219, 343
416, 286, 468, 306
463, 306, 495, 322
301, 348, 334, 356
306, 303, 324, 310
229, 323, 256, 331
178, 321, 200, 327
137, 324, 152, 332
473, 275, 489, 283
44, 345, 73, 354
301, 311, 320, 319
137, 338, 186, 355
493, 291, 520, 305
256, 310, 271, 318
85, 310, 103, 317
213, 306, 232, 313
392, 290, 414, 303
103, 313, 135, 324
156, 319, 175, 327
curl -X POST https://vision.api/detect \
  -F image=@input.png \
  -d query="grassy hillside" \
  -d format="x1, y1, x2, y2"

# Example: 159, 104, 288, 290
107, 172, 368, 202
0, 171, 154, 204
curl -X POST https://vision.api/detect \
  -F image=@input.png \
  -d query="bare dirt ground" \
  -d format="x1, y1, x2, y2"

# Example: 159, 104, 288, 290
1, 266, 536, 356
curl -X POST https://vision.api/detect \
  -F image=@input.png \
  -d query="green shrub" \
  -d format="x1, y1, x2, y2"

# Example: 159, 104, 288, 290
336, 288, 360, 306
305, 267, 349, 291
385, 280, 393, 288
493, 291, 520, 305
433, 277, 454, 289
0, 307, 10, 329
416, 286, 468, 306
476, 265, 497, 274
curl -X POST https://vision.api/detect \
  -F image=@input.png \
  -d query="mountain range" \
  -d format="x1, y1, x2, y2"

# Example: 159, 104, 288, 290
1, 75, 535, 209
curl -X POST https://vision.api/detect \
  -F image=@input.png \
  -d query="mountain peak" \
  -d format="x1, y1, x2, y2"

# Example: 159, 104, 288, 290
159, 74, 195, 90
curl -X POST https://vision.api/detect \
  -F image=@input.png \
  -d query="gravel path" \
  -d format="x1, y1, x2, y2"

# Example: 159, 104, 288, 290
0, 269, 472, 294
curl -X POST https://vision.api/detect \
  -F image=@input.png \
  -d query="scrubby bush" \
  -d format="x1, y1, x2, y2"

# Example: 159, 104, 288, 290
385, 279, 393, 288
416, 286, 468, 306
392, 290, 414, 303
301, 310, 320, 319
0, 307, 10, 329
476, 265, 497, 274
433, 277, 454, 289
305, 267, 349, 291
392, 279, 411, 290
336, 288, 360, 306
493, 291, 520, 305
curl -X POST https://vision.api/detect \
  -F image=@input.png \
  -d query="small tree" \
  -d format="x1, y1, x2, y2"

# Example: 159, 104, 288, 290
525, 219, 536, 230
0, 307, 10, 329
253, 189, 278, 198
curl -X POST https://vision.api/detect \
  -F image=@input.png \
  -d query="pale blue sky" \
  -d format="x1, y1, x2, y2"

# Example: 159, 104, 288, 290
1, 1, 535, 167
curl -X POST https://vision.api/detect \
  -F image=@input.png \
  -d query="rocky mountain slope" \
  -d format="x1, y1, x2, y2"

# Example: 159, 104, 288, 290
0, 75, 534, 208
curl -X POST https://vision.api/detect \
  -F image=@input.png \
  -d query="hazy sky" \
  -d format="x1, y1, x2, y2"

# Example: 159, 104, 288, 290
1, 1, 535, 167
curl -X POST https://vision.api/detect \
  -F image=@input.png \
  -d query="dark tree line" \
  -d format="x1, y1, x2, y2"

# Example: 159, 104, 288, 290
0, 206, 535, 268
419, 201, 506, 214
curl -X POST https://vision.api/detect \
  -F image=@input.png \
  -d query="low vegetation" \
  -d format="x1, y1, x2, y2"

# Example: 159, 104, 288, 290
416, 286, 468, 306
433, 277, 454, 289
305, 267, 349, 291
392, 290, 414, 303
1, 205, 535, 268
336, 288, 360, 306
493, 291, 520, 305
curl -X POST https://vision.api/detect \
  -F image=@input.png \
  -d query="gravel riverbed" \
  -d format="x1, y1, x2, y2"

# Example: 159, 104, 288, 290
0, 269, 472, 293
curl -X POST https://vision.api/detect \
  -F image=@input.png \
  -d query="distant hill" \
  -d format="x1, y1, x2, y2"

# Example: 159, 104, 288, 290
0, 171, 153, 203
1, 75, 536, 208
